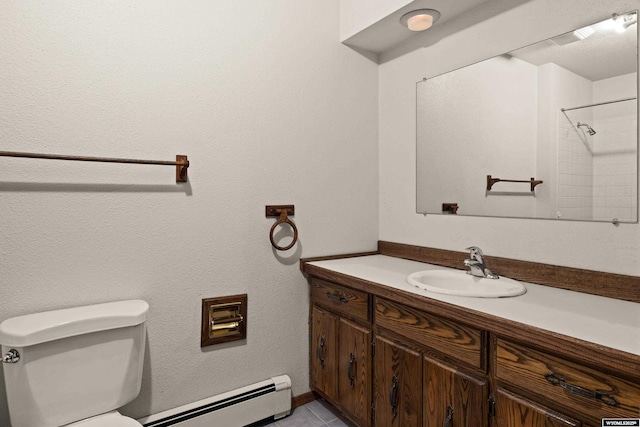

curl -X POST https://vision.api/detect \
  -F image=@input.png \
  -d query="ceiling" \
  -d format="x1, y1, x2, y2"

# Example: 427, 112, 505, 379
341, 0, 493, 54
341, 1, 637, 77
510, 13, 637, 82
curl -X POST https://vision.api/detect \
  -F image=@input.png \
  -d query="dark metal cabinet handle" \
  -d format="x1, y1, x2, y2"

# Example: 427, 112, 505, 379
347, 353, 355, 388
389, 375, 399, 419
544, 373, 619, 406
326, 292, 349, 304
316, 336, 326, 368
443, 405, 453, 427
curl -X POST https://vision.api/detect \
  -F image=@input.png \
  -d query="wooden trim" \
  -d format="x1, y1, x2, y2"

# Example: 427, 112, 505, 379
377, 241, 464, 269
292, 391, 316, 409
378, 241, 640, 303
300, 251, 378, 274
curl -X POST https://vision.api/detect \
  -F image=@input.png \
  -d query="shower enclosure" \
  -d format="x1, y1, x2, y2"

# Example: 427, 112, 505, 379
558, 94, 637, 222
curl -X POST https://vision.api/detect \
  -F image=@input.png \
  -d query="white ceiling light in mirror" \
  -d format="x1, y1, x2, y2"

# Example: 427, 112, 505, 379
613, 12, 637, 32
400, 9, 441, 32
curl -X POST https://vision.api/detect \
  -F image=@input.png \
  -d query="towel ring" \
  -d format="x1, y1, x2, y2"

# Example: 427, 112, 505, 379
267, 206, 298, 251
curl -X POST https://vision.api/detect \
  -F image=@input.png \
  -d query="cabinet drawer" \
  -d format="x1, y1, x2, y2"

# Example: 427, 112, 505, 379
375, 297, 483, 369
496, 339, 640, 422
310, 278, 370, 322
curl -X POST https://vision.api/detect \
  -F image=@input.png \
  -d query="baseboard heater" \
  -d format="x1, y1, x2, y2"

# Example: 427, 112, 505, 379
137, 375, 292, 427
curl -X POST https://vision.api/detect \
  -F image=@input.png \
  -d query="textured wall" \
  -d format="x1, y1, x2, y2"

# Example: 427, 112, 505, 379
339, 0, 412, 40
0, 0, 378, 422
379, 0, 640, 276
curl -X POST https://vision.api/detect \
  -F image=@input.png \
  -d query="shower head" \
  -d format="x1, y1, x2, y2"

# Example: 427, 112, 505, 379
577, 122, 596, 136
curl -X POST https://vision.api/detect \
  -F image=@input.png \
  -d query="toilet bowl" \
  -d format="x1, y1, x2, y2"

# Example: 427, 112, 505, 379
0, 300, 149, 427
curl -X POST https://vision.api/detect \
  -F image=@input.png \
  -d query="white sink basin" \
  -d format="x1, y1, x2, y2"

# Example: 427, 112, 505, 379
406, 269, 526, 298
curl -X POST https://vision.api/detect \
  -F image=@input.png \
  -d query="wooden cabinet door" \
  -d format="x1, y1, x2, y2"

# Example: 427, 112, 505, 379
373, 336, 422, 427
339, 318, 372, 427
495, 389, 581, 427
310, 306, 339, 402
424, 356, 487, 427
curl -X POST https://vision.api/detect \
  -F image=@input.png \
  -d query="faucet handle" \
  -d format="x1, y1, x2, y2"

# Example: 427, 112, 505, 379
465, 246, 484, 257
465, 246, 486, 263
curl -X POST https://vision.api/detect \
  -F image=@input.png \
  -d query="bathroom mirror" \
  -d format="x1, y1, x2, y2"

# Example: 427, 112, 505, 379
417, 11, 639, 223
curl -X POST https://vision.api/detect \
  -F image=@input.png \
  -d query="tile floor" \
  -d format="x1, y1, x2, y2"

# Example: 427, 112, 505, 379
252, 399, 356, 427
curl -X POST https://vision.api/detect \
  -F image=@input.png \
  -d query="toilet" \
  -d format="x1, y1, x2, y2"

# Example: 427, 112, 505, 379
0, 300, 149, 427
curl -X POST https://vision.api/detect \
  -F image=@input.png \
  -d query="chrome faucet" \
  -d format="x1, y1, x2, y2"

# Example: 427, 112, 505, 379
464, 246, 499, 279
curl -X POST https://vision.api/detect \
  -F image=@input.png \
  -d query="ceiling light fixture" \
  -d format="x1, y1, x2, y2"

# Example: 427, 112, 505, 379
612, 12, 637, 33
400, 9, 441, 32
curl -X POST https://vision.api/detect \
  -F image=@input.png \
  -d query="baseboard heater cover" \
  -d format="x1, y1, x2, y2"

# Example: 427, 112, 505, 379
137, 375, 291, 427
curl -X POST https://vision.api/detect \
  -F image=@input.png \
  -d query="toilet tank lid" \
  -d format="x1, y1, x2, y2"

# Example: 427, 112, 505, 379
0, 300, 149, 347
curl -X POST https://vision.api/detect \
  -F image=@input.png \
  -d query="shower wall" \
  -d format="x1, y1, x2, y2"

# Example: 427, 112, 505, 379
555, 72, 637, 222
557, 106, 595, 221
557, 113, 595, 220
592, 73, 638, 223
538, 63, 593, 220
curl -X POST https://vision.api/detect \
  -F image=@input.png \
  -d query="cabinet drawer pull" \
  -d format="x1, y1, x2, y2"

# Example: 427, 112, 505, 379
326, 292, 349, 304
348, 352, 356, 388
389, 375, 399, 419
317, 336, 326, 368
443, 404, 453, 427
544, 373, 619, 406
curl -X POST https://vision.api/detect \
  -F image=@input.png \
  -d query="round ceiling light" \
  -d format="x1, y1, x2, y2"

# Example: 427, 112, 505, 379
400, 9, 441, 31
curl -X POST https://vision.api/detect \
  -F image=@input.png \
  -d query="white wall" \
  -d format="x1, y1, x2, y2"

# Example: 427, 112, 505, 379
379, 0, 640, 276
2, 0, 639, 424
340, 0, 413, 40
0, 1, 378, 423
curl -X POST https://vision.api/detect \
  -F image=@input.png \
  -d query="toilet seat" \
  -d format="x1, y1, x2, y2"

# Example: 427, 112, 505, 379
65, 411, 142, 426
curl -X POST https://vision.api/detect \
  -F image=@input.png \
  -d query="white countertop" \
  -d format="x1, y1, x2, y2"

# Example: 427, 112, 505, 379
308, 255, 640, 357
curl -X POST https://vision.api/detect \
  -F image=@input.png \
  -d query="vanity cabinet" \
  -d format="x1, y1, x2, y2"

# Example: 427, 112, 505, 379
374, 297, 488, 426
310, 278, 372, 427
304, 255, 640, 427
374, 297, 484, 370
310, 276, 490, 427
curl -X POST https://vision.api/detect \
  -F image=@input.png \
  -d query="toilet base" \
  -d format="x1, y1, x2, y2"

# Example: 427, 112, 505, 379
65, 411, 142, 427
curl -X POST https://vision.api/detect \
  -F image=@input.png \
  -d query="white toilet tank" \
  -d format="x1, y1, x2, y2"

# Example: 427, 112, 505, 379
0, 300, 149, 427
